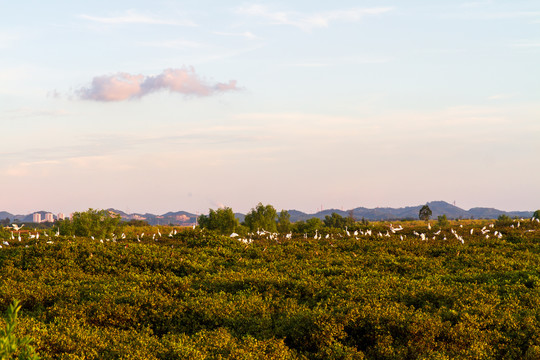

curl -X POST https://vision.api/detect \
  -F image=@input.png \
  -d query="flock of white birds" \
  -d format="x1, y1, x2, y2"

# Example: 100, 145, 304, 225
227, 218, 539, 245
1, 218, 539, 249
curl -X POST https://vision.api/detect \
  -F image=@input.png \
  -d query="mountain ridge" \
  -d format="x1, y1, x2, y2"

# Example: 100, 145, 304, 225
1, 201, 535, 226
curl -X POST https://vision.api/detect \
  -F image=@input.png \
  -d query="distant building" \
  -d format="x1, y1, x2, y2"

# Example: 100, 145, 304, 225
57, 213, 65, 221
45, 213, 54, 222
33, 213, 42, 223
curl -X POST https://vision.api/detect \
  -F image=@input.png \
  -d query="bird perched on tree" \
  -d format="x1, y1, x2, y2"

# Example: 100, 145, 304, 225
11, 224, 24, 231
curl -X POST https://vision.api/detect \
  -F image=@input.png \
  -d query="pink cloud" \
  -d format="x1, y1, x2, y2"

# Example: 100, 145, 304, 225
77, 67, 239, 101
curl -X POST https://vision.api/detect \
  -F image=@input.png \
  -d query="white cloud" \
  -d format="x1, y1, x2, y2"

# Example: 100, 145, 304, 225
79, 9, 196, 26
235, 5, 394, 31
76, 67, 240, 102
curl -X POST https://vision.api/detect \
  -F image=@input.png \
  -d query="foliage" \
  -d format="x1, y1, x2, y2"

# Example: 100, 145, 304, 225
277, 210, 292, 233
243, 203, 278, 232
122, 219, 149, 227
437, 214, 449, 227
533, 210, 540, 220
496, 214, 513, 227
197, 207, 239, 235
323, 212, 355, 230
1, 221, 540, 359
293, 217, 324, 235
419, 205, 432, 221
0, 228, 10, 240
58, 209, 121, 238
0, 300, 39, 360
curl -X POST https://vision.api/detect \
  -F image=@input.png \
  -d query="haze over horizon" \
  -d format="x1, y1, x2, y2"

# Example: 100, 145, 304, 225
1, 1, 539, 216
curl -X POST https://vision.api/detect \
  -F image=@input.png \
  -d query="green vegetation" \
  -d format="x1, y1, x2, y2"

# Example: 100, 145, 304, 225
197, 207, 239, 235
437, 214, 449, 228
418, 205, 432, 221
496, 214, 514, 227
1, 300, 39, 360
1, 211, 540, 359
277, 210, 292, 233
323, 212, 355, 230
243, 203, 278, 232
57, 209, 121, 238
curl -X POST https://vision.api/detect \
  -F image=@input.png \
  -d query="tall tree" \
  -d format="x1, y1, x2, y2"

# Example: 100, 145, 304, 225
243, 203, 278, 232
277, 210, 292, 233
324, 212, 354, 229
197, 207, 239, 234
419, 204, 432, 221
64, 208, 121, 237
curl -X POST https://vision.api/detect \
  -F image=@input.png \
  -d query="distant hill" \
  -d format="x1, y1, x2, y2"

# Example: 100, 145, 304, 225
1, 201, 535, 225
283, 201, 533, 222
0, 211, 55, 223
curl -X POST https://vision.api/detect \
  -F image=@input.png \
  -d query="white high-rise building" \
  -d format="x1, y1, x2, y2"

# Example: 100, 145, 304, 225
57, 213, 65, 221
45, 213, 54, 222
33, 213, 42, 223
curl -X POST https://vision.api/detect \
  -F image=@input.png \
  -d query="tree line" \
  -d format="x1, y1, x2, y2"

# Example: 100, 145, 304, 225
16, 205, 538, 240
197, 203, 357, 235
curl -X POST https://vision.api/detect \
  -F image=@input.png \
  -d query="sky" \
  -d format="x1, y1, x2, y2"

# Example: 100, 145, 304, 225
1, 0, 539, 215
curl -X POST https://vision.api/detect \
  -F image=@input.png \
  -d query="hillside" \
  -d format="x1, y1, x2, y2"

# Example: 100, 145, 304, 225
285, 201, 533, 222
1, 201, 535, 225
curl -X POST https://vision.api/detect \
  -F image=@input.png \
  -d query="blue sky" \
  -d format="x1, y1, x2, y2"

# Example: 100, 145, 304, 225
1, 1, 539, 215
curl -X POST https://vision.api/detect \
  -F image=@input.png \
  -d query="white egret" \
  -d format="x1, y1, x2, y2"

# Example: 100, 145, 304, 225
11, 224, 24, 231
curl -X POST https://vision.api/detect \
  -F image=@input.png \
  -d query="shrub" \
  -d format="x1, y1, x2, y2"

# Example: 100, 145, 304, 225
0, 300, 40, 360
437, 215, 449, 227
496, 214, 513, 227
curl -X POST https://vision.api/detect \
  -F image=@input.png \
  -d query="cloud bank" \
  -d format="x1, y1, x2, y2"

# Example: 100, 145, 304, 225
77, 67, 239, 102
